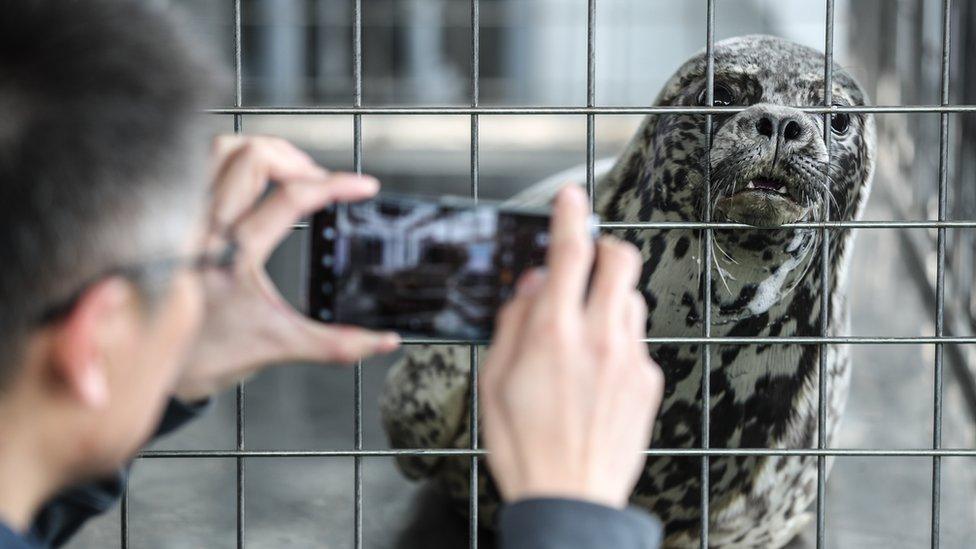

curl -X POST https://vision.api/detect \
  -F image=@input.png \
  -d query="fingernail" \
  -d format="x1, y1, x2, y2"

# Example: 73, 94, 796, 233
558, 185, 585, 208
516, 268, 547, 296
359, 175, 380, 191
380, 332, 401, 350
298, 151, 317, 166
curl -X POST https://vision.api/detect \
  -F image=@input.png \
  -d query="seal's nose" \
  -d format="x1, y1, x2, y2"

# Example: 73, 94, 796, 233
756, 115, 804, 142
742, 105, 820, 165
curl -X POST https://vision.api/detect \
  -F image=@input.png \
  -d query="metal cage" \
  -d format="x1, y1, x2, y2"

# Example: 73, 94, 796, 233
119, 1, 971, 548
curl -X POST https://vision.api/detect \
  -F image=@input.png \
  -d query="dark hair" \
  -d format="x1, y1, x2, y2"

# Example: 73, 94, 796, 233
0, 0, 220, 387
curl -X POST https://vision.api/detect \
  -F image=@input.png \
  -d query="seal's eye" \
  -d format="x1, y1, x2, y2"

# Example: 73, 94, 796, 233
698, 83, 735, 106
830, 112, 851, 135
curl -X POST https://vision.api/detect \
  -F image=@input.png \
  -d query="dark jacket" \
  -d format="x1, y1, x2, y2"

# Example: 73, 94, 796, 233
500, 498, 662, 549
2, 399, 663, 549
28, 399, 207, 547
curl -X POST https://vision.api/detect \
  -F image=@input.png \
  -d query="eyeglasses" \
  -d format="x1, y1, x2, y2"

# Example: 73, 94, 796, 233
35, 239, 238, 325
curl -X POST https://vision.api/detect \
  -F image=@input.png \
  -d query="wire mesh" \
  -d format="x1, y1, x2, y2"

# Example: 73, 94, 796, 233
116, 1, 969, 548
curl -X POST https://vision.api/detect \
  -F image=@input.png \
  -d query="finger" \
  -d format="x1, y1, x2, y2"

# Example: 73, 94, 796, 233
626, 290, 649, 343
208, 135, 245, 186
625, 291, 662, 420
586, 237, 643, 332
210, 134, 245, 165
481, 391, 519, 500
210, 133, 247, 167
234, 173, 379, 263
481, 398, 520, 501
212, 135, 317, 172
210, 138, 327, 231
209, 135, 318, 189
481, 272, 543, 501
481, 269, 545, 393
276, 318, 401, 365
625, 290, 654, 379
541, 186, 594, 309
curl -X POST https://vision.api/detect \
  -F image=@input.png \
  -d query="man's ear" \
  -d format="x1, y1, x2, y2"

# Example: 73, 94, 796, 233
48, 278, 136, 409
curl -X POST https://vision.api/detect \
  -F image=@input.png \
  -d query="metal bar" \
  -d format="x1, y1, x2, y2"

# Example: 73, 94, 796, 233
236, 384, 245, 548
233, 1, 245, 547
932, 1, 952, 547
469, 1, 480, 546
354, 358, 364, 549
585, 0, 595, 208
234, 0, 243, 132
468, 347, 479, 548
206, 104, 976, 115
894, 207, 976, 426
353, 0, 364, 545
137, 448, 976, 458
393, 335, 976, 346
700, 1, 715, 546
292, 220, 976, 231
120, 481, 128, 549
816, 2, 835, 547
599, 220, 976, 229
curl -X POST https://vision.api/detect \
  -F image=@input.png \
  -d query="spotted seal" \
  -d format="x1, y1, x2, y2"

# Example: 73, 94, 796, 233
380, 35, 875, 548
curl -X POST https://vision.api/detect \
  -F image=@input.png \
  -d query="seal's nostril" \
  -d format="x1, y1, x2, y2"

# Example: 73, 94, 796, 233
783, 120, 802, 141
756, 117, 774, 138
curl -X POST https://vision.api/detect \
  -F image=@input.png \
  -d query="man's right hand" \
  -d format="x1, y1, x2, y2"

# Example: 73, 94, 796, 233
481, 186, 664, 510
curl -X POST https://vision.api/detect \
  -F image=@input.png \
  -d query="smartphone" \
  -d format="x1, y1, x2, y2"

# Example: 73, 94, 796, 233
307, 193, 595, 339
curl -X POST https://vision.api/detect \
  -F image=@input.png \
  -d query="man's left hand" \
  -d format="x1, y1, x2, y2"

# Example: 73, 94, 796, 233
173, 135, 400, 402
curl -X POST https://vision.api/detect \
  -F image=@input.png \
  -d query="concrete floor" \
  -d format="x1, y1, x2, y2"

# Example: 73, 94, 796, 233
65, 186, 976, 548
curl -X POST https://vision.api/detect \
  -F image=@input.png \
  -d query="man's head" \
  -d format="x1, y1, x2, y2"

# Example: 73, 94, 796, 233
0, 0, 218, 480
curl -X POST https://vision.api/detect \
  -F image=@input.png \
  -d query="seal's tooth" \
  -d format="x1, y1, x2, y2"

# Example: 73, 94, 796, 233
746, 181, 756, 189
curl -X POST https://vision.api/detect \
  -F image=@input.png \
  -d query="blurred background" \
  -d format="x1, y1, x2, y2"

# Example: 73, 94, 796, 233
68, 0, 976, 547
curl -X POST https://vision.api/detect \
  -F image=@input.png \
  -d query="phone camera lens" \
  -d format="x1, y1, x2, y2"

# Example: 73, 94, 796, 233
323, 227, 336, 240
321, 282, 333, 294
318, 309, 333, 321
322, 255, 334, 267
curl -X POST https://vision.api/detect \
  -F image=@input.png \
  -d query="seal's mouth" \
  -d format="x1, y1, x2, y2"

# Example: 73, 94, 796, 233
733, 177, 791, 198
714, 174, 812, 228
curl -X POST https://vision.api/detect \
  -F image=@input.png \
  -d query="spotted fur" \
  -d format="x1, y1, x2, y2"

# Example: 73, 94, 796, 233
380, 35, 876, 548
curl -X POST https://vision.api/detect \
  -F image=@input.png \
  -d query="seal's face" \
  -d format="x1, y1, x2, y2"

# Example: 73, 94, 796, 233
709, 100, 829, 227
652, 36, 875, 229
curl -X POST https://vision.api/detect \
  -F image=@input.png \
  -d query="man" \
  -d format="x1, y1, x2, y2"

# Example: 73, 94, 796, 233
0, 1, 664, 548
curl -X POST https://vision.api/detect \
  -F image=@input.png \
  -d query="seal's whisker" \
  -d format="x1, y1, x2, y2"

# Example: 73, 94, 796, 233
713, 237, 738, 266
710, 232, 735, 295
787, 156, 840, 217
782, 233, 819, 298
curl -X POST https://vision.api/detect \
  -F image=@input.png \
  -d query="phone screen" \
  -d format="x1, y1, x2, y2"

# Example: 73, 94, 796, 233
308, 194, 557, 339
